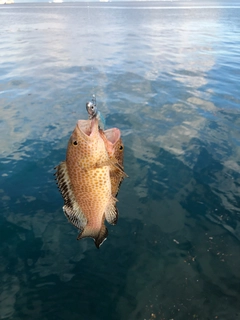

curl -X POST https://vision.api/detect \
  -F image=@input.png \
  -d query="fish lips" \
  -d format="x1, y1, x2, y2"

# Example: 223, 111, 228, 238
103, 128, 121, 156
76, 118, 99, 141
76, 119, 121, 155
104, 128, 121, 144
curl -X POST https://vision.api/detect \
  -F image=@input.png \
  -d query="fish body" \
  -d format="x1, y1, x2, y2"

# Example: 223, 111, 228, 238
55, 118, 119, 248
100, 128, 126, 197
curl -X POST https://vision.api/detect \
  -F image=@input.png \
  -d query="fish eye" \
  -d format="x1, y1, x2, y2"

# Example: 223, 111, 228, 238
119, 145, 123, 151
73, 140, 78, 146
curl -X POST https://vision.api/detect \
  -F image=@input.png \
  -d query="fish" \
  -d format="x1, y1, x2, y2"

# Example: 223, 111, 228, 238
99, 128, 126, 197
55, 117, 126, 248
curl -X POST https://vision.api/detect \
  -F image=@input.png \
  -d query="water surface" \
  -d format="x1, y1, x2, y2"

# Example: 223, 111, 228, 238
1, 1, 240, 319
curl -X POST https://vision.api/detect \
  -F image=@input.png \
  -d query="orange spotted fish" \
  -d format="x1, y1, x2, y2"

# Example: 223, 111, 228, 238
100, 129, 125, 197
55, 117, 126, 248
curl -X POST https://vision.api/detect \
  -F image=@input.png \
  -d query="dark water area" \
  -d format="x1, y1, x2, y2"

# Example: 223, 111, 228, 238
1, 1, 240, 319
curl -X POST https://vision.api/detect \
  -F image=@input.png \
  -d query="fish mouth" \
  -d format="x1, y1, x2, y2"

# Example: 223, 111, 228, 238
76, 118, 98, 140
76, 119, 121, 152
104, 128, 121, 145
103, 128, 121, 156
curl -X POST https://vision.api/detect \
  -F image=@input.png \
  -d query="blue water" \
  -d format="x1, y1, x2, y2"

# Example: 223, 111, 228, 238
1, 1, 240, 319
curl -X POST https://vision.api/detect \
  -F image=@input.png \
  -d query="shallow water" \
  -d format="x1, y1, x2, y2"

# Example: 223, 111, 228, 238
1, 1, 240, 319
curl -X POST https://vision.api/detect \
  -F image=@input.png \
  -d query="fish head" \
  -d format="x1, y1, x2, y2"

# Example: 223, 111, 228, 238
101, 128, 122, 155
68, 118, 99, 144
66, 118, 107, 166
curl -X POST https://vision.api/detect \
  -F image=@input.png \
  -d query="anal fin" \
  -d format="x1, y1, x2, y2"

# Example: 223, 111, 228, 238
105, 200, 119, 225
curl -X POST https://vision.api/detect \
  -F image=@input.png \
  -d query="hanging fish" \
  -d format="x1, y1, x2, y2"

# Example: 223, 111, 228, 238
99, 128, 126, 197
55, 117, 126, 248
86, 97, 127, 197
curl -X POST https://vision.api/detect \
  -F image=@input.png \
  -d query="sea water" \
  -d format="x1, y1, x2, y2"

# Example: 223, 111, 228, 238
0, 1, 240, 319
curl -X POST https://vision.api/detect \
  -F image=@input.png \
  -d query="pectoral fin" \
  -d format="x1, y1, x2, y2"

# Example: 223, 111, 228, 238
94, 158, 128, 178
110, 157, 128, 178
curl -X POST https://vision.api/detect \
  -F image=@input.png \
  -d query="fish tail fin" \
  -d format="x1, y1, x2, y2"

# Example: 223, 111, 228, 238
95, 225, 108, 249
77, 224, 108, 249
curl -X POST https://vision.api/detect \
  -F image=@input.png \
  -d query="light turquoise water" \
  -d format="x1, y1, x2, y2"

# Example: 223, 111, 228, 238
1, 1, 240, 319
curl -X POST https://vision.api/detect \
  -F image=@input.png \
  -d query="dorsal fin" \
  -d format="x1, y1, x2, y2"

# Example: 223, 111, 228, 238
55, 162, 87, 230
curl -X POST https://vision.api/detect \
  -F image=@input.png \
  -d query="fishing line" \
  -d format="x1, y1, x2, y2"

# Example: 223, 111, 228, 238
86, 1, 96, 104
86, 2, 106, 129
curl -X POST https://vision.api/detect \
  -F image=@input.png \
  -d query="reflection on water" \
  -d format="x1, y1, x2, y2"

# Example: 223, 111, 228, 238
1, 1, 240, 319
